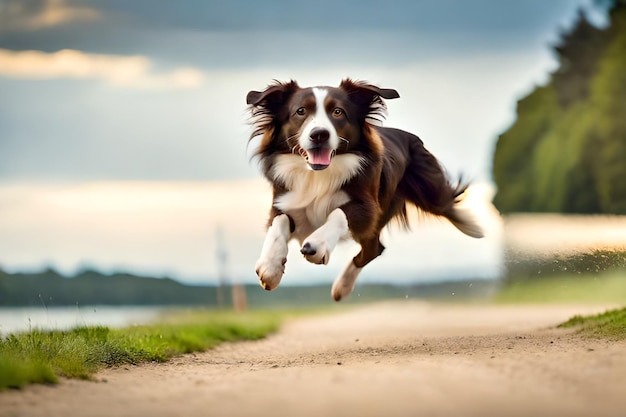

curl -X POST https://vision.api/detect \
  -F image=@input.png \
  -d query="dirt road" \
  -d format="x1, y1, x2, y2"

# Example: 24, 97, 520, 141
2, 302, 625, 417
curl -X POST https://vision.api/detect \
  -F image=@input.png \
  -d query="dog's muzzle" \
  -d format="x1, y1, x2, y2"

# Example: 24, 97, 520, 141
304, 127, 334, 170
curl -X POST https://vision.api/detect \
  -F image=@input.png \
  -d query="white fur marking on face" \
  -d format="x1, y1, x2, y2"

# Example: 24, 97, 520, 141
271, 153, 363, 228
298, 88, 339, 152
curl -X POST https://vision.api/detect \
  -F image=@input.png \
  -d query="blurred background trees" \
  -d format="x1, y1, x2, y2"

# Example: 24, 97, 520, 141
493, 0, 626, 213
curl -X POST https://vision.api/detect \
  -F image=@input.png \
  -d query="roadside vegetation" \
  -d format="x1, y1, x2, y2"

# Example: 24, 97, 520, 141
492, 266, 625, 340
495, 249, 626, 304
558, 307, 626, 340
494, 269, 626, 304
0, 309, 284, 390
496, 248, 625, 339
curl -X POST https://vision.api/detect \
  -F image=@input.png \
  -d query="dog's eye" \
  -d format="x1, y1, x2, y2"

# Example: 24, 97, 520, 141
295, 107, 306, 116
332, 108, 344, 118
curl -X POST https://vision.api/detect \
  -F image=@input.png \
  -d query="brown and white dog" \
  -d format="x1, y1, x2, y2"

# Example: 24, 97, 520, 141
246, 79, 483, 301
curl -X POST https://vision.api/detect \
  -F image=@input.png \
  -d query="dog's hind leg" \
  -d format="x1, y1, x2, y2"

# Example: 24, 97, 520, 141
331, 238, 385, 301
256, 213, 292, 291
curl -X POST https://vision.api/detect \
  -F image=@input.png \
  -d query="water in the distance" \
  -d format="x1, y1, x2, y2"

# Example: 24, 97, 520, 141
0, 305, 167, 336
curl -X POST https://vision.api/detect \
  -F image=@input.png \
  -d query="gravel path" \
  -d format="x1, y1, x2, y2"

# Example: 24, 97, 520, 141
2, 302, 625, 417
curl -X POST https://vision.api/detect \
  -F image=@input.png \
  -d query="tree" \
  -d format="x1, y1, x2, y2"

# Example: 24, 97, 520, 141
552, 10, 607, 107
493, 2, 626, 214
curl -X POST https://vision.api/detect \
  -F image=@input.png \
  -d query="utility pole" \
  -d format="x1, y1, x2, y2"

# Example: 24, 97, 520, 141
215, 227, 228, 308
214, 227, 247, 311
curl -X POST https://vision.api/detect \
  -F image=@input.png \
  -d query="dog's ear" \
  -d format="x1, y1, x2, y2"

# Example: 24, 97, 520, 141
246, 80, 300, 107
247, 80, 300, 141
340, 78, 399, 105
340, 78, 399, 124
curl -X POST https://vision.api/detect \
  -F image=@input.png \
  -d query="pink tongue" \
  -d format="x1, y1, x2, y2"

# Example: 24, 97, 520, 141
307, 148, 333, 166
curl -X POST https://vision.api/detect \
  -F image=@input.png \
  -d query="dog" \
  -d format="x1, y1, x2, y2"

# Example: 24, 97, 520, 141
246, 78, 484, 301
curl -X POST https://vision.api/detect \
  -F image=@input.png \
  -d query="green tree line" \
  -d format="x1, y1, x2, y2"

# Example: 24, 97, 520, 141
493, 1, 626, 213
0, 268, 219, 306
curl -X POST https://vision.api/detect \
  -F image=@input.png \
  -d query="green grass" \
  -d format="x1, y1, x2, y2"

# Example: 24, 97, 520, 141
558, 307, 626, 340
495, 265, 626, 339
493, 269, 626, 304
0, 309, 284, 390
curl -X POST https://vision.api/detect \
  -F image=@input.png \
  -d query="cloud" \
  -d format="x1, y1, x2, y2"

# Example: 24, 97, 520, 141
0, 0, 101, 31
0, 48, 205, 89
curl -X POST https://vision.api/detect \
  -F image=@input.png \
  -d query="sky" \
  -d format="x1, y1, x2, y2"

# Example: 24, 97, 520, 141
0, 0, 609, 286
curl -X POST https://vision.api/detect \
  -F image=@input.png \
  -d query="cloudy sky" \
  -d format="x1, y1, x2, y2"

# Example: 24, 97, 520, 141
0, 0, 607, 286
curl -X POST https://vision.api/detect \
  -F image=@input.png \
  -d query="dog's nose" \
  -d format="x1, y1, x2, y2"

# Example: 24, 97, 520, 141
309, 128, 330, 144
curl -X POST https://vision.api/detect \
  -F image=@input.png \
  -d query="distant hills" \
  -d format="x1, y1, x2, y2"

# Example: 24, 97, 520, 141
0, 269, 217, 307
0, 268, 495, 308
493, 2, 626, 214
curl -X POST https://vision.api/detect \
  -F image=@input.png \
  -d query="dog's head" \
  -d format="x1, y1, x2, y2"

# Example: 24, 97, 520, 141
247, 79, 399, 170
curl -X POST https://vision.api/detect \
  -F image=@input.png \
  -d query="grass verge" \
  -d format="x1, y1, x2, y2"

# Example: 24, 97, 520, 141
558, 307, 626, 340
0, 309, 284, 390
493, 269, 626, 304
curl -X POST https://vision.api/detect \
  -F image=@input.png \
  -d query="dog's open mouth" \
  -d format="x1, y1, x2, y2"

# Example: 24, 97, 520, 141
302, 147, 334, 171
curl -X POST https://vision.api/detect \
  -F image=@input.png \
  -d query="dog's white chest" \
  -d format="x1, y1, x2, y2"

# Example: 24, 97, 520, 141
270, 154, 363, 229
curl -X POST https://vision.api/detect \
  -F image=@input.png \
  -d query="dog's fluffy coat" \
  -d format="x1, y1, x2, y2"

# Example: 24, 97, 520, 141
247, 79, 483, 301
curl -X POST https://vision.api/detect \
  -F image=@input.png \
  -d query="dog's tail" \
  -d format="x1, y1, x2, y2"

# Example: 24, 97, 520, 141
399, 137, 484, 239
444, 193, 485, 238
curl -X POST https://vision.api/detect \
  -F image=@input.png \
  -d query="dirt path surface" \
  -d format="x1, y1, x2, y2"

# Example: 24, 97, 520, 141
2, 302, 625, 417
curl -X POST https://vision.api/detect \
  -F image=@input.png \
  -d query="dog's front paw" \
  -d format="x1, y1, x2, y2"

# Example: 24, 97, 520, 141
255, 257, 286, 291
300, 240, 330, 265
